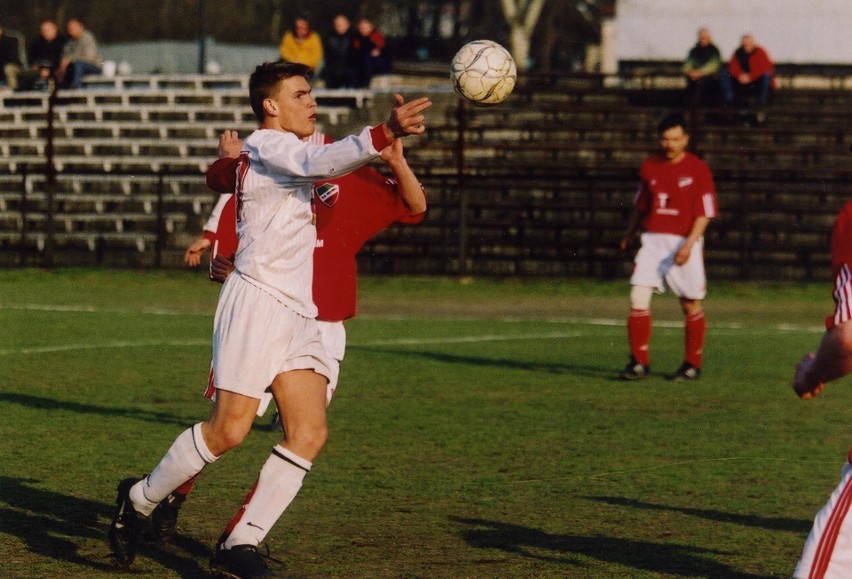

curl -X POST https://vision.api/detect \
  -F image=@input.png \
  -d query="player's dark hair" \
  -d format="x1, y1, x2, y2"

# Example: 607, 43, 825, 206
249, 61, 312, 122
657, 112, 688, 135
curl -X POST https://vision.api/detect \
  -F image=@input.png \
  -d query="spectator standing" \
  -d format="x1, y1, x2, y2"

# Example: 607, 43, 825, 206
26, 19, 66, 90
682, 28, 721, 107
618, 113, 718, 382
791, 200, 852, 578
0, 21, 22, 91
352, 18, 390, 88
719, 34, 776, 108
59, 18, 102, 89
279, 17, 323, 74
322, 14, 357, 88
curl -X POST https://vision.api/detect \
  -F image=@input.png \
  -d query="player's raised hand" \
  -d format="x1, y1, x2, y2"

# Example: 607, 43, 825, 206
794, 353, 826, 399
384, 94, 431, 139
218, 131, 243, 159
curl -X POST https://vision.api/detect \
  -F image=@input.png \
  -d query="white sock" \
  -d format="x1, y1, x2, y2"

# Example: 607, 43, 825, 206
129, 423, 217, 516
223, 445, 311, 548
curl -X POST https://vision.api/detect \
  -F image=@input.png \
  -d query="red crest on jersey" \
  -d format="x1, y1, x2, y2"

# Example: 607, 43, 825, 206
315, 183, 340, 207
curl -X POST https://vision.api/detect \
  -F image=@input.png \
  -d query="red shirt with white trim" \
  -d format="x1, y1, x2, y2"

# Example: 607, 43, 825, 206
635, 152, 718, 237
827, 201, 852, 329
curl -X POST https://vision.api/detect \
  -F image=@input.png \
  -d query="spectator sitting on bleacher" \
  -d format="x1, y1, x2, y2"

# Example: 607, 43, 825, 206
58, 18, 102, 89
26, 19, 66, 90
322, 14, 357, 88
279, 16, 323, 74
682, 28, 721, 107
352, 18, 390, 88
0, 21, 22, 92
719, 34, 776, 109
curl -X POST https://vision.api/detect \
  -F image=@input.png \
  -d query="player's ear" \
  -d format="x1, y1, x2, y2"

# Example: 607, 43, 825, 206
263, 98, 278, 117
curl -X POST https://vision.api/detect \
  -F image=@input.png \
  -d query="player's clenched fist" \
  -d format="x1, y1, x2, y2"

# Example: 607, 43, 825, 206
793, 353, 826, 399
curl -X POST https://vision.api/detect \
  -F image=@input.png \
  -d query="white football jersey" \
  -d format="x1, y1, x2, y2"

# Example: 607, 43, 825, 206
233, 127, 380, 317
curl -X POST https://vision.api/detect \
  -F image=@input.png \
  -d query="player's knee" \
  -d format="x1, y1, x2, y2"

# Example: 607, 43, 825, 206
630, 285, 654, 310
203, 421, 251, 455
285, 421, 328, 456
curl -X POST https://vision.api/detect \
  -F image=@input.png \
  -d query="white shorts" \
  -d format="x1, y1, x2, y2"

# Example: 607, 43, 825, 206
795, 457, 852, 578
631, 232, 707, 300
317, 320, 346, 405
209, 272, 332, 417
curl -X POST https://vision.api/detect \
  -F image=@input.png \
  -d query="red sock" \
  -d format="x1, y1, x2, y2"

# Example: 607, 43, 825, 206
174, 475, 198, 498
685, 310, 706, 368
628, 309, 651, 365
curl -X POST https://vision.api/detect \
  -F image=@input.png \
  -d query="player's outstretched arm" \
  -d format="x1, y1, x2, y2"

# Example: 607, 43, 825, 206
382, 94, 431, 141
794, 321, 852, 399
380, 138, 426, 215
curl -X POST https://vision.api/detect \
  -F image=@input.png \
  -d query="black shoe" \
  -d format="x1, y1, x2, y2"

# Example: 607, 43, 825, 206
210, 543, 282, 578
108, 477, 146, 568
151, 492, 185, 540
620, 358, 649, 381
670, 362, 701, 381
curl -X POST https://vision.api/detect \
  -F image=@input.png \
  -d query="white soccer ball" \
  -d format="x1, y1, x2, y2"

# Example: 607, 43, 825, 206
450, 40, 517, 105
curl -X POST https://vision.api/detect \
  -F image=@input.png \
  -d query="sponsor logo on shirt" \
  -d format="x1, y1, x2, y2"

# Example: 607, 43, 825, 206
678, 177, 693, 188
315, 183, 340, 207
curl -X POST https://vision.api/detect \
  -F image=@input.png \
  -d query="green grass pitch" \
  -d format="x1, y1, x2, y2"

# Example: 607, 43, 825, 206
2, 268, 852, 578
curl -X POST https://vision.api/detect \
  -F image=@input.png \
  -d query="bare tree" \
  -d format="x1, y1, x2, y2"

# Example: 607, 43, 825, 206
500, 0, 546, 72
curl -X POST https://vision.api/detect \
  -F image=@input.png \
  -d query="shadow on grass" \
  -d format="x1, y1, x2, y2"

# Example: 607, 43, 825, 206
0, 476, 211, 577
587, 495, 812, 534
450, 516, 776, 578
348, 346, 616, 379
0, 392, 193, 427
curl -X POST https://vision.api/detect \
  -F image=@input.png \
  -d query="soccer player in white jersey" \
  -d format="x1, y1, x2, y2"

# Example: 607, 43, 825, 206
107, 61, 431, 578
619, 112, 718, 381
792, 201, 852, 579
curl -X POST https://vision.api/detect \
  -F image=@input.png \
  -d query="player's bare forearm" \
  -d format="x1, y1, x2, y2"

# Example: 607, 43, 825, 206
620, 210, 643, 252
794, 322, 852, 398
381, 140, 426, 215
382, 94, 432, 140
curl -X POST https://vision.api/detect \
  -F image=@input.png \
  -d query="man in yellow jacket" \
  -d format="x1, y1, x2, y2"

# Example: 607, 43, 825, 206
279, 17, 323, 73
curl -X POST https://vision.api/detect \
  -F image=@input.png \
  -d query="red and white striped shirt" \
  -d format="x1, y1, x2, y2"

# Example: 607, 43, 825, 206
829, 201, 852, 329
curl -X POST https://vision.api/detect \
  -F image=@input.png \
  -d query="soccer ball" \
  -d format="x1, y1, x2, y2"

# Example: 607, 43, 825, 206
450, 40, 517, 105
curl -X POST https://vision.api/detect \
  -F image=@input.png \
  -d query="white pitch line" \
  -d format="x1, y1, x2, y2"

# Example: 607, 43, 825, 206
0, 303, 210, 316
355, 331, 582, 347
0, 339, 210, 356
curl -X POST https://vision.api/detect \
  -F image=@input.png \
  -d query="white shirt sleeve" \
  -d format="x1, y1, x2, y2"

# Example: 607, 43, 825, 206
249, 127, 379, 184
202, 193, 232, 233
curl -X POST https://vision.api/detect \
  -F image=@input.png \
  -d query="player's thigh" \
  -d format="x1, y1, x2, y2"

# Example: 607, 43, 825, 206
630, 239, 668, 292
666, 241, 706, 300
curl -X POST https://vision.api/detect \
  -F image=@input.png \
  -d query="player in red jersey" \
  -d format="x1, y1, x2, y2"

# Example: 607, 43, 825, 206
792, 200, 852, 578
619, 112, 718, 381
159, 129, 426, 546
